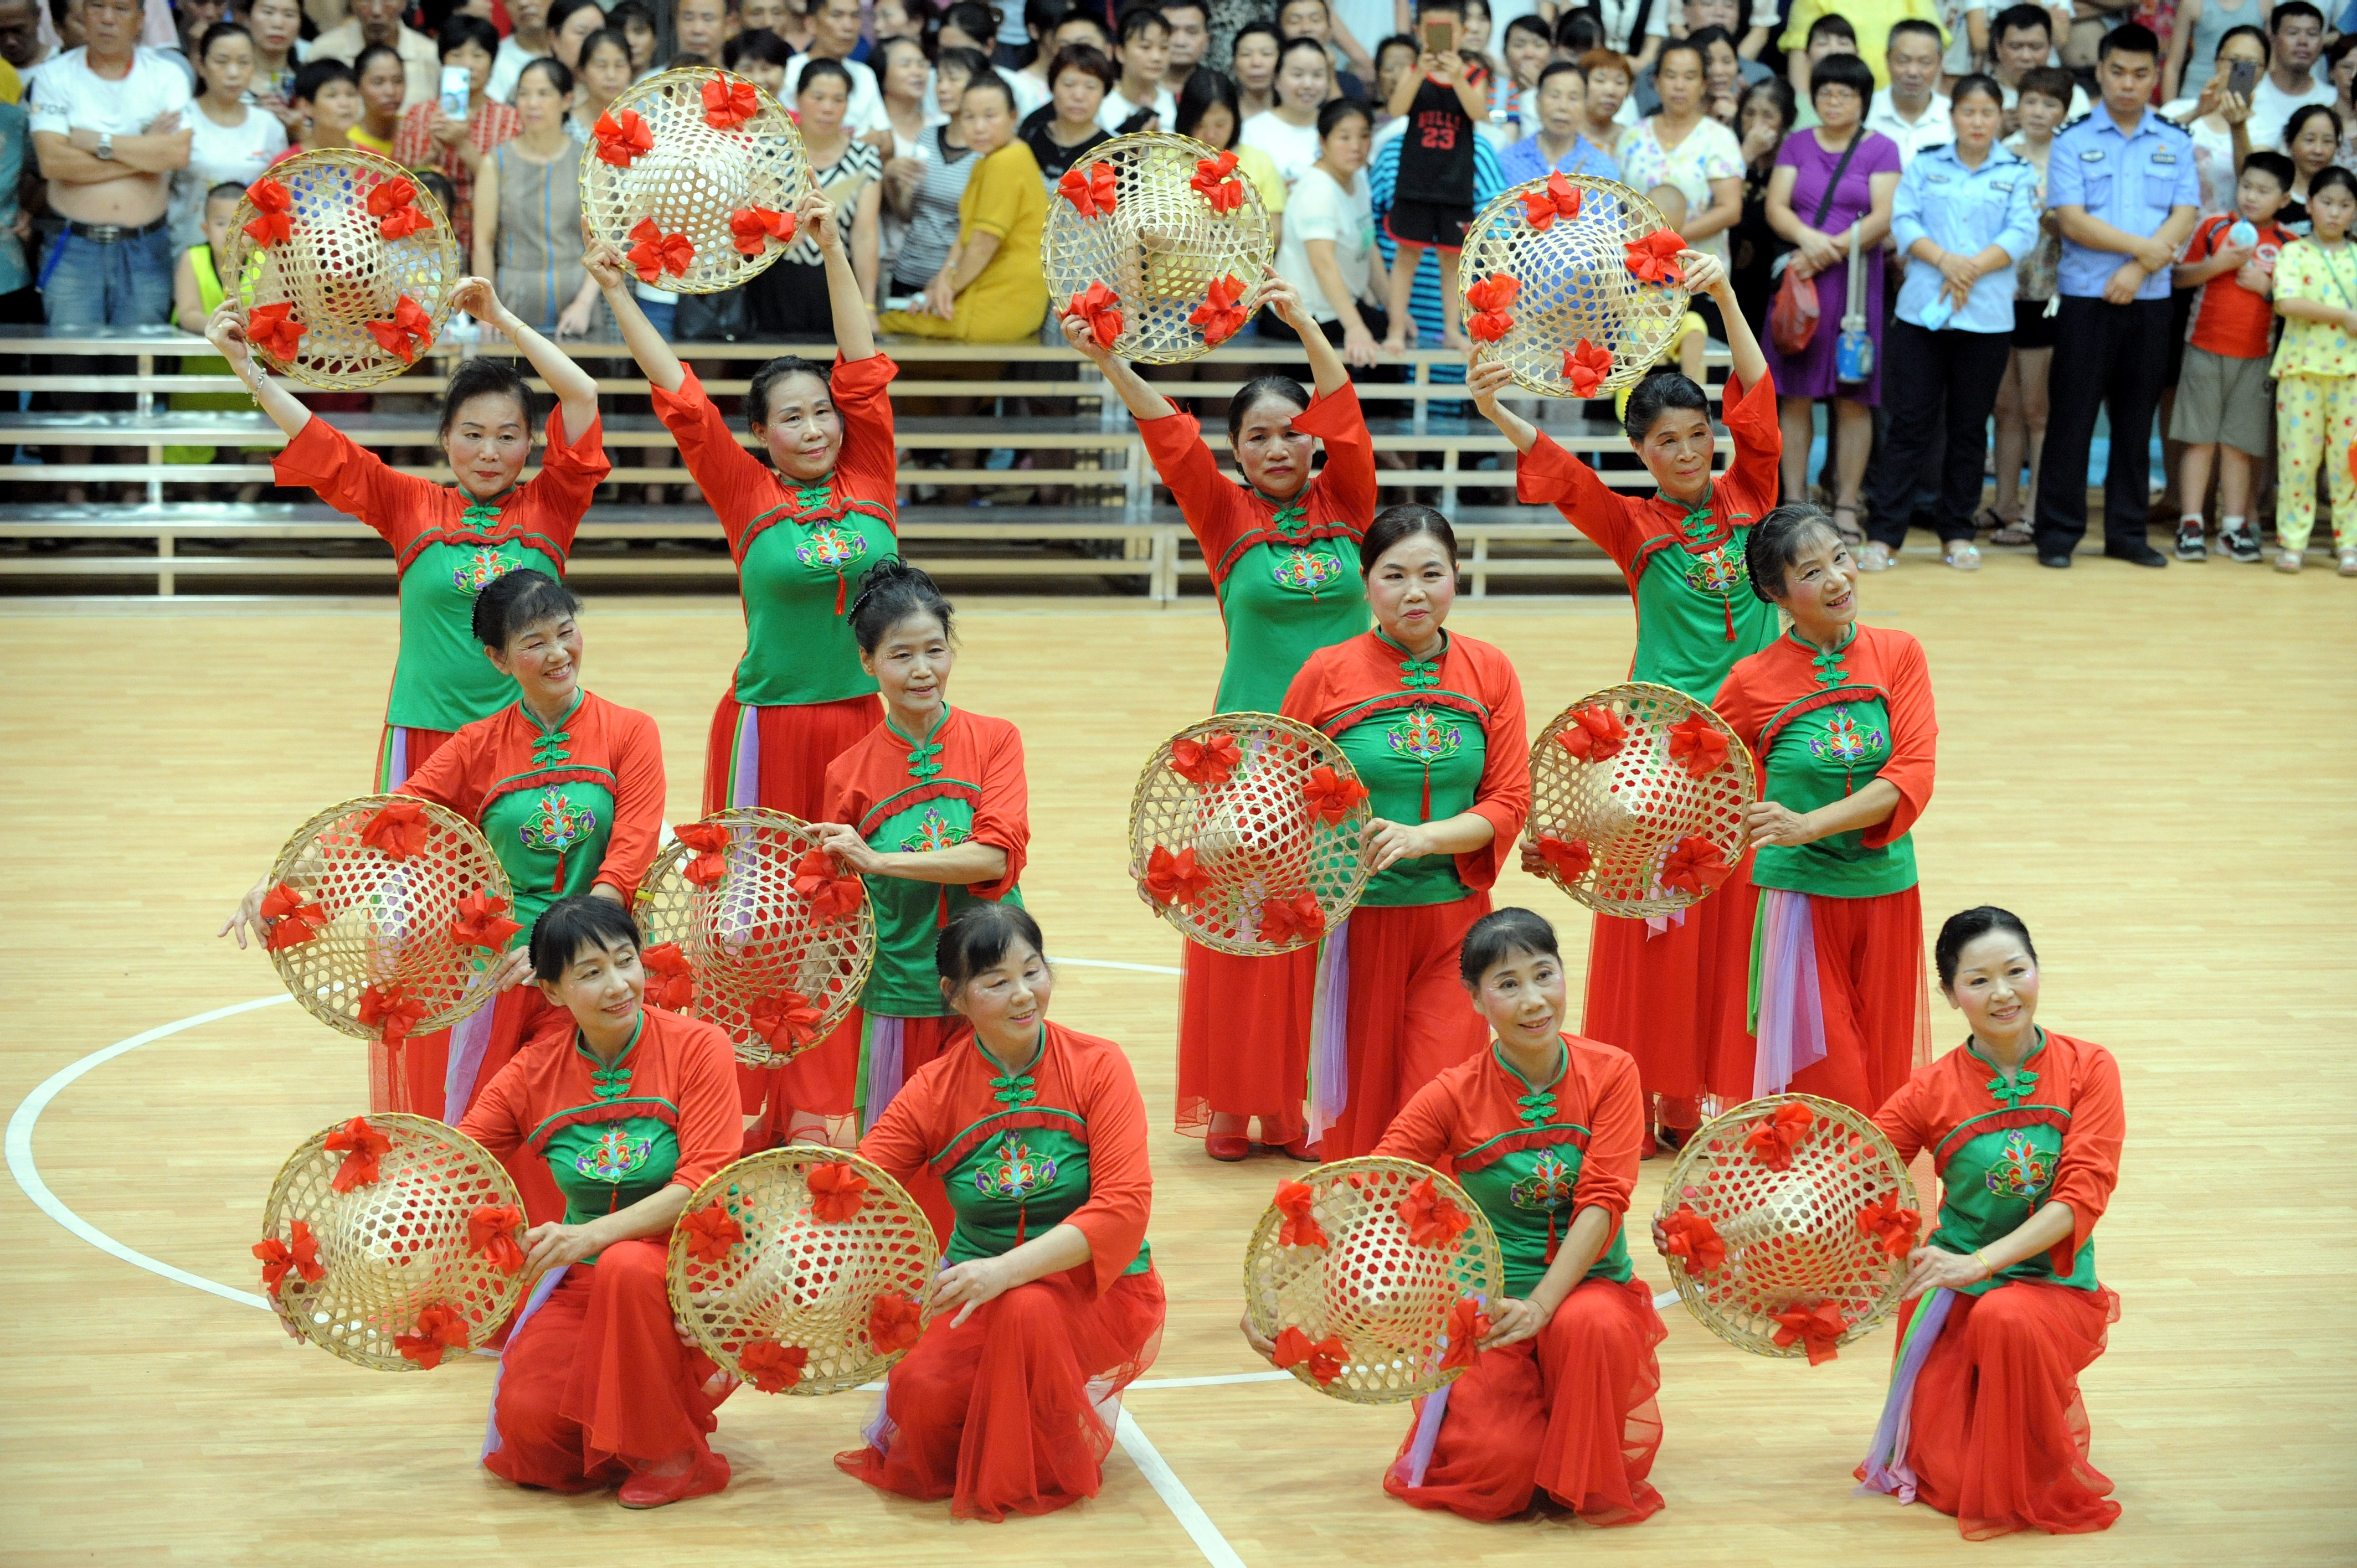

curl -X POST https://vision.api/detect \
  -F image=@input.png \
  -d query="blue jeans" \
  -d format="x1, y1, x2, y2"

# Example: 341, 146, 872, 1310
637, 297, 676, 339
39, 225, 173, 329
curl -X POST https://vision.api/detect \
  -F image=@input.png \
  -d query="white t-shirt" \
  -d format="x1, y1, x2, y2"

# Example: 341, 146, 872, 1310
485, 34, 545, 105
1241, 110, 1324, 192
1100, 82, 1177, 134
1000, 65, 1050, 123
1277, 162, 1375, 321
1594, 0, 1670, 53
27, 46, 193, 140
2247, 71, 2337, 150
1866, 87, 1953, 167
171, 101, 287, 247
785, 54, 891, 136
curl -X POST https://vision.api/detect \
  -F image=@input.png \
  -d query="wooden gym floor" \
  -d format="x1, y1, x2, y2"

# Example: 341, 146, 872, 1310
2, 556, 2351, 1565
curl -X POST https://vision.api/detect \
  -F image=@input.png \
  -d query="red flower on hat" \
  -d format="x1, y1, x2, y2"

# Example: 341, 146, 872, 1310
1660, 1205, 1726, 1273
1301, 765, 1369, 824
467, 1204, 527, 1273
1532, 833, 1593, 881
676, 820, 730, 886
1142, 845, 1212, 907
1192, 148, 1246, 213
245, 302, 306, 362
1625, 228, 1687, 284
1744, 1101, 1816, 1169
737, 1339, 810, 1391
242, 176, 293, 246
1465, 272, 1519, 342
1562, 337, 1613, 397
1772, 1301, 1849, 1365
805, 1160, 871, 1223
593, 107, 653, 166
394, 1302, 471, 1369
1437, 1295, 1491, 1370
750, 989, 826, 1053
626, 217, 696, 282
323, 1116, 393, 1192
792, 849, 864, 922
703, 74, 760, 128
361, 797, 428, 859
449, 889, 522, 952
260, 881, 328, 950
1259, 891, 1324, 946
1399, 1176, 1472, 1249
254, 1220, 325, 1296
681, 1200, 744, 1263
365, 295, 436, 364
1553, 704, 1627, 762
642, 942, 695, 1009
1667, 713, 1731, 778
357, 983, 426, 1045
1272, 1325, 1347, 1384
1519, 169, 1584, 229
367, 175, 430, 239
1857, 1192, 1922, 1260
1661, 834, 1731, 895
1057, 159, 1119, 217
728, 205, 796, 255
1190, 273, 1249, 346
1169, 731, 1241, 786
869, 1292, 923, 1353
1063, 280, 1124, 348
1274, 1179, 1327, 1248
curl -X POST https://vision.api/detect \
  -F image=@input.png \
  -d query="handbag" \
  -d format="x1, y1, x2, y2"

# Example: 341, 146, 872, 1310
1768, 128, 1865, 358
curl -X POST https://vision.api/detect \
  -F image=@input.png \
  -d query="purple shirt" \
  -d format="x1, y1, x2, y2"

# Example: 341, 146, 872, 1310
1776, 125, 1902, 238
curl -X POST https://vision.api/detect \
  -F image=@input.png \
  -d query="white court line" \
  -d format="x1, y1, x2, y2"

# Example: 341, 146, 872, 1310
1053, 957, 1184, 976
1115, 1410, 1249, 1568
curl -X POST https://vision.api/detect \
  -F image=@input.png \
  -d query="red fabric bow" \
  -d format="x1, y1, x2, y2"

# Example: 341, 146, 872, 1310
1625, 228, 1687, 284
323, 1116, 393, 1192
1142, 845, 1212, 907
242, 176, 292, 246
1772, 1301, 1850, 1365
1399, 1177, 1472, 1249
1532, 833, 1593, 881
642, 942, 695, 1009
361, 798, 428, 859
1301, 765, 1369, 823
703, 74, 759, 128
868, 1291, 923, 1353
593, 107, 653, 166
449, 889, 521, 952
1661, 834, 1731, 895
1744, 1102, 1816, 1169
806, 1161, 871, 1222
259, 881, 327, 950
1274, 1179, 1327, 1247
676, 820, 730, 886
1438, 1295, 1491, 1370
681, 1201, 744, 1263
467, 1203, 526, 1273
254, 1220, 324, 1296
1057, 159, 1118, 217
357, 983, 426, 1045
1667, 713, 1731, 778
245, 302, 306, 362
1062, 280, 1124, 349
1272, 1325, 1347, 1384
1520, 170, 1584, 229
1258, 892, 1324, 946
728, 205, 796, 255
738, 1339, 810, 1391
1191, 149, 1246, 213
394, 1302, 470, 1369
1660, 1205, 1726, 1273
1169, 731, 1241, 786
364, 293, 435, 364
1562, 337, 1613, 398
626, 217, 696, 282
1554, 704, 1627, 762
1190, 273, 1249, 347
1465, 272, 1519, 343
367, 176, 430, 239
792, 850, 864, 923
750, 989, 826, 1052
1857, 1192, 1922, 1260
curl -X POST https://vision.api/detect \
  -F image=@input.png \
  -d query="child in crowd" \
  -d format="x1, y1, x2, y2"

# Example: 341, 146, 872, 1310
279, 59, 361, 158
1503, 14, 1553, 132
1988, 64, 2070, 546
1792, 12, 1856, 128
2169, 150, 2295, 562
167, 183, 265, 499
2268, 163, 2357, 575
1374, 30, 1418, 121
350, 42, 403, 154
1106, 7, 1176, 132
723, 26, 792, 96
1383, 0, 1489, 352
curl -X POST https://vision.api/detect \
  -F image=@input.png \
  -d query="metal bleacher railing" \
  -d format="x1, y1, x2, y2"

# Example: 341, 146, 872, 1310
0, 325, 1734, 597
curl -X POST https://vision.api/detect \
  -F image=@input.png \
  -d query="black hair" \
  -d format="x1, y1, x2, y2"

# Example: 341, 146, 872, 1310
1654, 35, 1707, 76
197, 18, 251, 58
1232, 19, 1282, 64
848, 558, 955, 651
2220, 23, 2271, 63
1279, 33, 1331, 70
1810, 50, 1876, 100
1158, 0, 1206, 17
2308, 163, 2357, 207
547, 0, 603, 39
2270, 0, 2323, 30
205, 179, 246, 206
1282, 0, 1329, 17
1886, 15, 1942, 50
1933, 906, 2037, 991
1621, 365, 1710, 442
353, 40, 403, 82
1458, 906, 1560, 987
608, 0, 657, 37
529, 894, 643, 983
578, 25, 634, 69
1376, 29, 1418, 60
963, 69, 1018, 109
1048, 40, 1116, 89
935, 42, 992, 82
792, 46, 853, 86
1359, 502, 1457, 575
2016, 64, 2075, 106
1988, 2, 2051, 41
2096, 20, 2159, 60
876, 31, 929, 74
1505, 13, 1550, 46
1018, 0, 1070, 40
438, 12, 500, 58
1537, 57, 1583, 89
1316, 94, 1370, 137
1950, 70, 2002, 109
1554, 8, 1602, 53
1683, 23, 1735, 57
1736, 75, 1797, 141
471, 566, 582, 649
935, 900, 1048, 997
1416, 0, 1463, 14
936, 0, 1000, 44
2283, 100, 2343, 152
516, 53, 574, 97
1226, 373, 1310, 442
2242, 147, 2296, 190
438, 355, 536, 442
744, 354, 834, 433
291, 58, 358, 103
1175, 64, 1240, 138
1117, 3, 1166, 43
1743, 501, 1843, 602
724, 26, 793, 69
1051, 8, 1110, 44
414, 167, 457, 214
1804, 11, 1856, 44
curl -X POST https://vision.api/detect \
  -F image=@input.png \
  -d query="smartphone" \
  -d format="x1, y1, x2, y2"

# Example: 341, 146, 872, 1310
2226, 58, 2257, 101
1422, 18, 1454, 54
439, 65, 470, 121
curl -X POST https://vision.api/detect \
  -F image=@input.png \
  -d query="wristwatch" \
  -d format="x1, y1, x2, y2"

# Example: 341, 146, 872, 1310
94, 131, 113, 161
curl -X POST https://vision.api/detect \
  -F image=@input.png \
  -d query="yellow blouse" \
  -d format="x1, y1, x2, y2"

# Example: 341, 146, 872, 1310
878, 138, 1048, 342
1234, 143, 1287, 217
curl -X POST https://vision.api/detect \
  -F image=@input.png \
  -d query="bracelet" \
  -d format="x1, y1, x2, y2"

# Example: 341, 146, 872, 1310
1972, 1247, 1995, 1280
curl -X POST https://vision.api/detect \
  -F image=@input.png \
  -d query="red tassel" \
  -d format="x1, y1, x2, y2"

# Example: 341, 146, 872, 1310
1421, 764, 1432, 822
835, 570, 847, 615
936, 886, 950, 928
1015, 1204, 1027, 1247
1545, 1211, 1558, 1264
552, 847, 564, 890
1723, 590, 1735, 642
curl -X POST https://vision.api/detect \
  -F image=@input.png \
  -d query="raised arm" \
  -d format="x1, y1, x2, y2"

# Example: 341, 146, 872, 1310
804, 183, 879, 362
1057, 308, 1181, 420
586, 236, 687, 394
452, 276, 600, 445
204, 296, 314, 440
1253, 265, 1350, 398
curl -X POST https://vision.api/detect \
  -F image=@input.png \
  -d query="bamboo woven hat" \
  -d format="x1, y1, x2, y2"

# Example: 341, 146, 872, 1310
1457, 173, 1691, 399
1653, 1094, 1922, 1363
668, 1147, 938, 1395
578, 66, 811, 295
218, 148, 460, 389
1126, 713, 1373, 957
632, 810, 874, 1070
1042, 132, 1276, 364
259, 1113, 530, 1371
1243, 1157, 1505, 1404
1526, 681, 1753, 919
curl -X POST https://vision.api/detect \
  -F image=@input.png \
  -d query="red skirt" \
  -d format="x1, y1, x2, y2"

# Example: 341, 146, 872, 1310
485, 1237, 733, 1490
1874, 1281, 2122, 1539
373, 723, 455, 792
1386, 1276, 1666, 1524
383, 986, 561, 1223
1582, 852, 1755, 1130
837, 1267, 1166, 1521
1174, 939, 1315, 1143
1324, 895, 1491, 1161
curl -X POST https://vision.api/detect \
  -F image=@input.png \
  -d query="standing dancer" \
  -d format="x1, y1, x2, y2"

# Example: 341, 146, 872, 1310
1062, 269, 1374, 1161
590, 185, 898, 1149
1280, 505, 1531, 1160
1710, 503, 1937, 1114
1469, 249, 1779, 1151
205, 275, 607, 792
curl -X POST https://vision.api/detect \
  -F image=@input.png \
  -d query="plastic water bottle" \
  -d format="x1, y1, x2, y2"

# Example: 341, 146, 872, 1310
1918, 290, 1956, 331
2229, 218, 2258, 248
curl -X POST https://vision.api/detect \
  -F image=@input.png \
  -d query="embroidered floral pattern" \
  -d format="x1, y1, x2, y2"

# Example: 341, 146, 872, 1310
1682, 539, 1747, 595
450, 547, 518, 596
518, 790, 598, 855
1272, 545, 1343, 592
1807, 709, 1885, 766
794, 525, 867, 572
574, 1126, 653, 1182
1386, 708, 1463, 764
897, 804, 971, 853
974, 1136, 1058, 1201
1508, 1151, 1576, 1213
1982, 1130, 2052, 1202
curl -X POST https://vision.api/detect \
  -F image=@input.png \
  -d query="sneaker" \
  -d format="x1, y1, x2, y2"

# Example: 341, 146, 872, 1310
2174, 522, 2207, 560
2275, 549, 2304, 573
2220, 527, 2263, 564
2340, 549, 2357, 577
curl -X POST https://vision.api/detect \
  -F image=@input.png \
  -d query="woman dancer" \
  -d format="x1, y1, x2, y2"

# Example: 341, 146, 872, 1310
459, 895, 743, 1509
1280, 505, 1531, 1160
1063, 269, 1372, 1161
1710, 503, 1937, 1113
1470, 249, 1777, 1151
841, 902, 1164, 1521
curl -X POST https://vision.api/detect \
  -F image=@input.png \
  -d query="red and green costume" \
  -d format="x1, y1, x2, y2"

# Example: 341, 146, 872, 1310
1373, 1033, 1665, 1524
1138, 383, 1375, 1147
1514, 373, 1781, 1134
457, 1004, 743, 1493
1711, 622, 1938, 1114
1859, 1030, 2124, 1538
271, 409, 609, 790
842, 1022, 1164, 1521
1282, 628, 1531, 1159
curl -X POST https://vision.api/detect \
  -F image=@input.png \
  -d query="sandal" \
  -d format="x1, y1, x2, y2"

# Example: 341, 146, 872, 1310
1989, 519, 2035, 548
1857, 540, 1893, 571
1831, 504, 1865, 545
1944, 539, 1983, 571
1971, 506, 2005, 534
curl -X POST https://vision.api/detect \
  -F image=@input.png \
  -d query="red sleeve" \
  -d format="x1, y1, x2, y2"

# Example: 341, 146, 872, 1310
831, 352, 900, 523
1278, 647, 1332, 726
271, 415, 442, 553
1717, 372, 1783, 522
820, 745, 865, 831
1291, 380, 1375, 528
1870, 1066, 1938, 1166
516, 405, 610, 551
398, 719, 490, 817
1371, 1074, 1458, 1165
1711, 657, 1770, 791
2045, 1039, 2124, 1276
1136, 406, 1253, 579
1456, 643, 1531, 891
1862, 631, 1937, 849
1570, 1047, 1643, 1248
857, 1062, 941, 1185
649, 365, 779, 553
667, 1017, 747, 1190
454, 1051, 532, 1158
593, 705, 667, 900
964, 718, 1028, 900
1514, 431, 1648, 575
1062, 1034, 1153, 1296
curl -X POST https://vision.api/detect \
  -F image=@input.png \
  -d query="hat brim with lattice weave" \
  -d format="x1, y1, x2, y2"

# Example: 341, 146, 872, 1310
1527, 682, 1754, 919
632, 810, 874, 1069
1458, 174, 1690, 399
1125, 713, 1372, 957
1042, 132, 1275, 365
668, 1146, 939, 1395
578, 67, 811, 296
261, 1113, 529, 1370
1243, 1156, 1504, 1404
1653, 1094, 1919, 1359
219, 148, 461, 390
